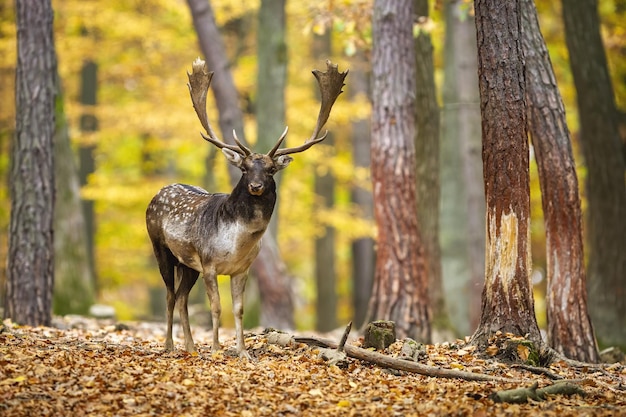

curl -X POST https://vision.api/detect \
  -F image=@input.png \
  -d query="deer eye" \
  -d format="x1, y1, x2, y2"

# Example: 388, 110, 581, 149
267, 167, 277, 175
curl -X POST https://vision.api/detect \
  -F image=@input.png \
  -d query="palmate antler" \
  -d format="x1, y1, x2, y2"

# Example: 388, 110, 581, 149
267, 60, 348, 157
187, 58, 251, 156
188, 58, 348, 157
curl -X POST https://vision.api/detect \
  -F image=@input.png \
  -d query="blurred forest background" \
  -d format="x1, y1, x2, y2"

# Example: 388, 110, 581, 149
0, 0, 624, 338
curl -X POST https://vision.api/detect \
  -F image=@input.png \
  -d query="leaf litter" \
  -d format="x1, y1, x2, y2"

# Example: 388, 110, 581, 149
0, 318, 624, 416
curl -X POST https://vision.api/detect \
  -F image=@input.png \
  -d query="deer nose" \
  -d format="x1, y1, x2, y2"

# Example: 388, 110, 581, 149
248, 182, 264, 196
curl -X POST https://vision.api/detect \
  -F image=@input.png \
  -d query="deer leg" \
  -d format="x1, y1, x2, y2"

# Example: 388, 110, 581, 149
202, 271, 221, 352
165, 286, 176, 351
176, 265, 199, 353
231, 272, 250, 359
153, 244, 177, 352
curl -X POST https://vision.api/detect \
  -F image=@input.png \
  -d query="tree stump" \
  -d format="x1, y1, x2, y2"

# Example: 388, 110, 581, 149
363, 320, 396, 351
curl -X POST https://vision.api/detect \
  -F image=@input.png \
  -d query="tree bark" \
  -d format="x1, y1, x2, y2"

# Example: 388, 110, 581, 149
256, 0, 287, 238
520, 0, 599, 363
441, 0, 484, 337
349, 51, 374, 329
312, 31, 337, 332
471, 0, 542, 349
414, 0, 444, 331
186, 0, 294, 329
6, 0, 56, 326
367, 0, 430, 343
562, 0, 626, 349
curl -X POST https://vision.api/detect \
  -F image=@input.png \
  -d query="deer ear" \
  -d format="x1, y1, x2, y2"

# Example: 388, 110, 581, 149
274, 155, 293, 171
222, 148, 244, 167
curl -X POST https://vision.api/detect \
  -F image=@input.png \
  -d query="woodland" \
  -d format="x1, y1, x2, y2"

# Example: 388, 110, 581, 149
0, 0, 625, 415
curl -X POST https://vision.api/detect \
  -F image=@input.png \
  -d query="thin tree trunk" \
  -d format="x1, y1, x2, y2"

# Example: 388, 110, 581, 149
521, 0, 599, 363
53, 76, 95, 316
312, 31, 337, 333
349, 52, 374, 329
414, 0, 444, 331
256, 0, 287, 238
6, 0, 56, 326
441, 0, 484, 337
471, 0, 542, 349
78, 60, 98, 292
368, 0, 430, 343
186, 0, 294, 329
562, 0, 626, 349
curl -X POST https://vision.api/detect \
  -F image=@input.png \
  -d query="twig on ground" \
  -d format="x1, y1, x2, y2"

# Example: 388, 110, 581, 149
511, 363, 563, 380
292, 334, 518, 383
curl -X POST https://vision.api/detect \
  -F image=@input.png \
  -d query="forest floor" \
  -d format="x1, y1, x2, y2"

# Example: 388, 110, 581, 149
0, 317, 624, 417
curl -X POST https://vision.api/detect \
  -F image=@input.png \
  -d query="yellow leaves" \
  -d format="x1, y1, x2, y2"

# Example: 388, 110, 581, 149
517, 344, 530, 362
0, 375, 26, 386
337, 399, 351, 407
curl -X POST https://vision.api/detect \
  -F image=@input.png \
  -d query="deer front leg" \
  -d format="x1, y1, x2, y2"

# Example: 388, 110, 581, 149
202, 271, 221, 353
231, 272, 251, 359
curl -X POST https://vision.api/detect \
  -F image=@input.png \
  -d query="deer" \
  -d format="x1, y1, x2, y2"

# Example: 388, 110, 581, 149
146, 58, 347, 359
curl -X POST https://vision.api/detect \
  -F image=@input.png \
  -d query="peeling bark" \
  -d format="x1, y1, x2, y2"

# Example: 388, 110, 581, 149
471, 0, 542, 350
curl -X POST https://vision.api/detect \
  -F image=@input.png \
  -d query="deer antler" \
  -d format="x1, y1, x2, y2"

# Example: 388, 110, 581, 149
187, 58, 249, 156
268, 60, 348, 157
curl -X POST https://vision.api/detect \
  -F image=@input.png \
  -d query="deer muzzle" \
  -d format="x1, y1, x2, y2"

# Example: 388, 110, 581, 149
248, 182, 265, 196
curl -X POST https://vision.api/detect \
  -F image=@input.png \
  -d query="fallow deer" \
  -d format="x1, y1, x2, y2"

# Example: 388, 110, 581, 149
146, 58, 347, 359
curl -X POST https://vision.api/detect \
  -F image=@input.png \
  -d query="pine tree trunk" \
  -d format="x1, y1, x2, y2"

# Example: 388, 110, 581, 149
562, 0, 626, 349
368, 0, 430, 342
521, 0, 599, 362
441, 0, 484, 337
6, 0, 56, 326
186, 0, 294, 329
471, 0, 542, 349
414, 0, 444, 331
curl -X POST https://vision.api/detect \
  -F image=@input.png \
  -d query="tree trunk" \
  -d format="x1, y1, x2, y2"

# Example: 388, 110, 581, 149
471, 0, 542, 349
186, 0, 294, 329
441, 0, 484, 337
367, 0, 430, 343
256, 0, 287, 238
520, 0, 599, 363
349, 52, 374, 330
6, 0, 56, 326
414, 0, 444, 331
312, 31, 337, 333
77, 60, 98, 293
562, 0, 626, 349
53, 76, 96, 316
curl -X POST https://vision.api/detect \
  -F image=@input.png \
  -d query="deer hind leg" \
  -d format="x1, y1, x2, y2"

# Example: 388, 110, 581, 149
176, 264, 199, 353
153, 244, 177, 351
231, 273, 251, 359
202, 271, 221, 352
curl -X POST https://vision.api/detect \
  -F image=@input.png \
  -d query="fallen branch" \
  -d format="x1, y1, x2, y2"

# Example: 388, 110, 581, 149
291, 334, 518, 383
489, 380, 586, 403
